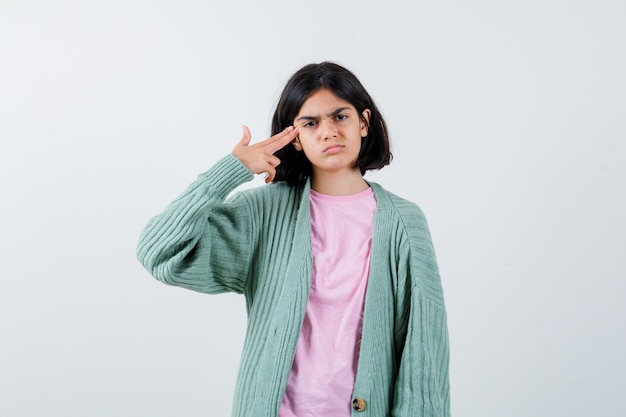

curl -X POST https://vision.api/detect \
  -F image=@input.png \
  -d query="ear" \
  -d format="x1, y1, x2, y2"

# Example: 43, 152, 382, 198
360, 109, 371, 137
292, 137, 303, 151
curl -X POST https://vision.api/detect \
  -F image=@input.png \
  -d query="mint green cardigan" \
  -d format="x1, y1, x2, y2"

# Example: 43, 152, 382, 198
137, 154, 450, 416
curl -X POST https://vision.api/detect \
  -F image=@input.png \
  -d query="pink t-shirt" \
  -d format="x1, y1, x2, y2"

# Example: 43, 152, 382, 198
279, 187, 377, 417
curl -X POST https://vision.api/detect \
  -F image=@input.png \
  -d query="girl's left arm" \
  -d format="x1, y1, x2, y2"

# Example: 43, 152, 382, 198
392, 211, 451, 416
392, 290, 450, 416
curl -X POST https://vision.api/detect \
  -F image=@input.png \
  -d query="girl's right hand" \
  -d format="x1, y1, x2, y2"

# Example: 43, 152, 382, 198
232, 125, 299, 183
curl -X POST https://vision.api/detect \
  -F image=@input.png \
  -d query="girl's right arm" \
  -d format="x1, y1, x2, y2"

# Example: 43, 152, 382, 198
136, 154, 255, 294
136, 126, 298, 294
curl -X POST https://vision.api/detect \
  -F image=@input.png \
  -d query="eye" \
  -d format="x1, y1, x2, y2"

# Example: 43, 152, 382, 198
335, 114, 348, 121
303, 120, 317, 128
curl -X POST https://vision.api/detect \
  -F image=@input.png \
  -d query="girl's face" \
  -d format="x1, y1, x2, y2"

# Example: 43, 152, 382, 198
292, 88, 370, 177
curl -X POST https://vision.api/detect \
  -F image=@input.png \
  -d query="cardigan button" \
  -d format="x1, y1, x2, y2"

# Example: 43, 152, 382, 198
352, 397, 366, 412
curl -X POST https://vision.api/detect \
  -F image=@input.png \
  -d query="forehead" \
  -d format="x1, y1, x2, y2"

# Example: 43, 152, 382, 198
296, 88, 356, 116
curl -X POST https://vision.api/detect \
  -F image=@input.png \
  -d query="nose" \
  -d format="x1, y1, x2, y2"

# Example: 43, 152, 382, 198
319, 118, 338, 140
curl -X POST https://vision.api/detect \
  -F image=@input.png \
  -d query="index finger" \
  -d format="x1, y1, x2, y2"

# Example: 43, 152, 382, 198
264, 126, 299, 153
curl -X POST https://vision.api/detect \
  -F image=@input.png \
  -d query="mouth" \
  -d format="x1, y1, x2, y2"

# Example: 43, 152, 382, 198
323, 144, 344, 153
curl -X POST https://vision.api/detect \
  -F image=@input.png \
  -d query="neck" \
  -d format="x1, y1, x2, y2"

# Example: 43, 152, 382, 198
310, 169, 369, 196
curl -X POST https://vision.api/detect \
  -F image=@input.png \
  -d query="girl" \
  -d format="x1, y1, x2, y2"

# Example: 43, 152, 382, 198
137, 62, 450, 416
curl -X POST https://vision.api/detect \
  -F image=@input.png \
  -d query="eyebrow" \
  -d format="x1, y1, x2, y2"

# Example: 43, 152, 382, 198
296, 107, 351, 122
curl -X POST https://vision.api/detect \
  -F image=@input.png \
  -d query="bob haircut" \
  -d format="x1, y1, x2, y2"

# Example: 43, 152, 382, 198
271, 61, 392, 185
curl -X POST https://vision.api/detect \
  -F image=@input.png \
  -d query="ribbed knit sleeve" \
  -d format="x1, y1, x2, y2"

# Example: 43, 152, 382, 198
392, 292, 450, 416
136, 154, 256, 294
392, 204, 450, 416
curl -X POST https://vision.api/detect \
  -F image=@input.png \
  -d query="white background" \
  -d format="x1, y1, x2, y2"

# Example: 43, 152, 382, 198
1, 0, 625, 416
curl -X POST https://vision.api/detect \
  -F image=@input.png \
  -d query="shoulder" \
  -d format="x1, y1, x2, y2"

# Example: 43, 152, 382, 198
372, 183, 444, 301
371, 182, 437, 263
370, 182, 429, 229
228, 181, 306, 211
237, 181, 302, 199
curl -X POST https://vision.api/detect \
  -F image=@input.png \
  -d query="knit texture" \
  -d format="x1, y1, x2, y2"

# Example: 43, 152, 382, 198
137, 154, 450, 417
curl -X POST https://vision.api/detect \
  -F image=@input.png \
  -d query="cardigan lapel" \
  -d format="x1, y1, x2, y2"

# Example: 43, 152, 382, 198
352, 182, 400, 405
